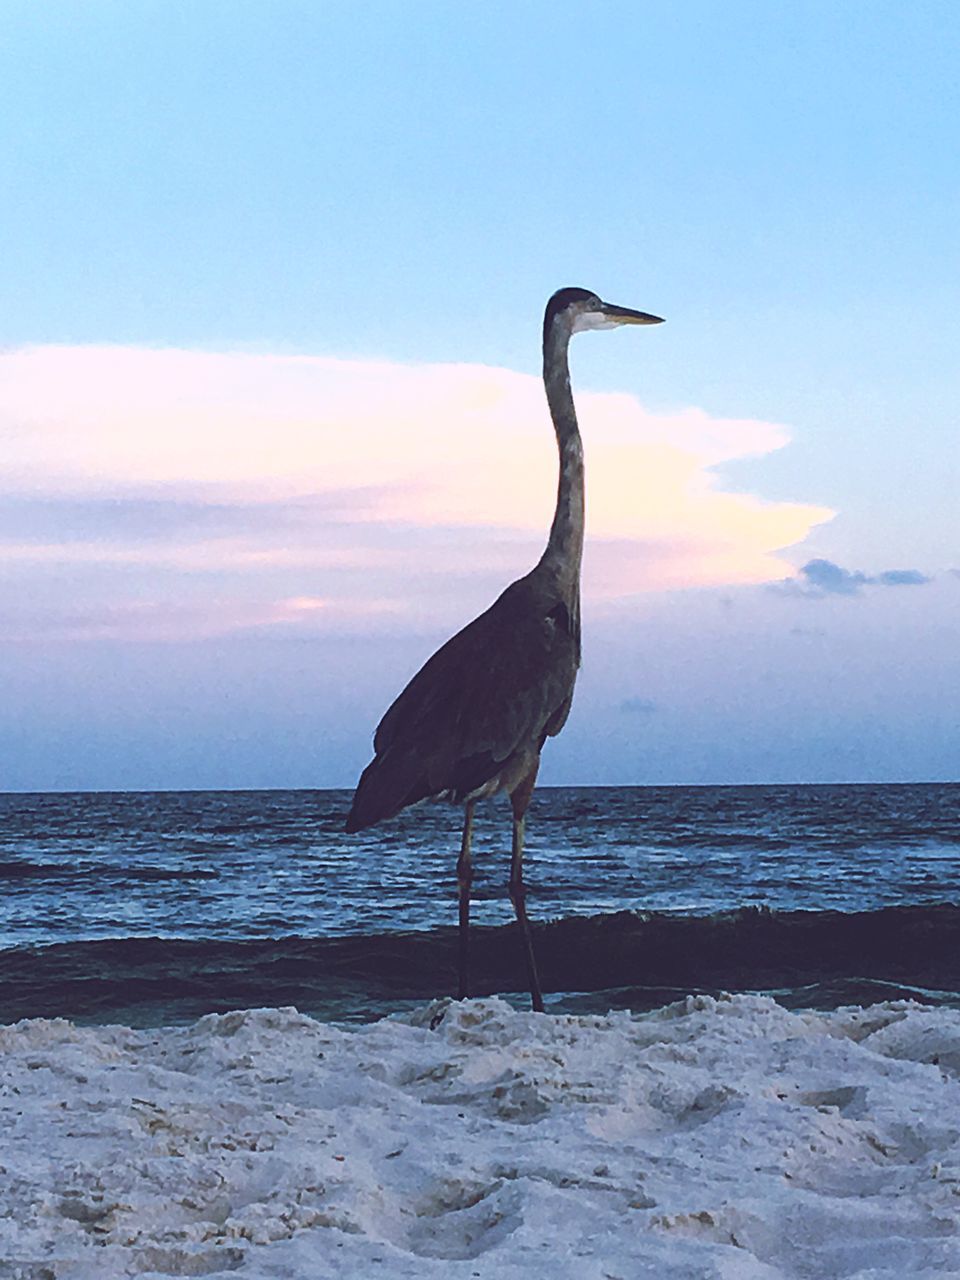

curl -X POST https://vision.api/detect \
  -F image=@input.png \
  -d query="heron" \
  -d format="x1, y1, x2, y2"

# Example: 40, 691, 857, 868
345, 287, 664, 1011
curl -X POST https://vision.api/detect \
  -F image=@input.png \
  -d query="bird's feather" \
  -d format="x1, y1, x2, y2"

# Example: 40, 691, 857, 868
345, 570, 579, 831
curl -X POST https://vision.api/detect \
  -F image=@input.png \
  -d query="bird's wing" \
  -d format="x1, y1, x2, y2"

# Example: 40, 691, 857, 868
346, 578, 578, 830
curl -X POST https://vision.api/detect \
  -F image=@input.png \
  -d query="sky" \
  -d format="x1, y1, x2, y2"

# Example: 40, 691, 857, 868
1, 0, 958, 790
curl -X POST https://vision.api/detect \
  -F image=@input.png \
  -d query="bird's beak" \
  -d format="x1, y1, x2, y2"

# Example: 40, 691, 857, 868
600, 302, 664, 326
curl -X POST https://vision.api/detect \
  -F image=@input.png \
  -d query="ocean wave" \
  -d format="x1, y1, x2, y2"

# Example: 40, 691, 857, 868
0, 859, 218, 885
1, 903, 958, 1027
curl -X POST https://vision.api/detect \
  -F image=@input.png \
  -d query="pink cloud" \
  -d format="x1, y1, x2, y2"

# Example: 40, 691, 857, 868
0, 344, 833, 639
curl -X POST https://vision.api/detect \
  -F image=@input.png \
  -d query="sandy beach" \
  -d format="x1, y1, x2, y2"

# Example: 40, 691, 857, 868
2, 993, 959, 1278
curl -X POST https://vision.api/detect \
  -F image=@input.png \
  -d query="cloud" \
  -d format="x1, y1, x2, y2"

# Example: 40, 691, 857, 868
0, 344, 834, 640
796, 559, 870, 596
0, 492, 391, 546
781, 558, 933, 599
0, 591, 408, 645
875, 569, 932, 587
619, 696, 658, 715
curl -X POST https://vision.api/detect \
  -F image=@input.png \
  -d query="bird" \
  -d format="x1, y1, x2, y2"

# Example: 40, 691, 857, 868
345, 287, 664, 1011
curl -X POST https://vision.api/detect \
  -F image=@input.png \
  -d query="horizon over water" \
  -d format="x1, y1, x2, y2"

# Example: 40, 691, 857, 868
1, 782, 958, 1026
8, 778, 958, 794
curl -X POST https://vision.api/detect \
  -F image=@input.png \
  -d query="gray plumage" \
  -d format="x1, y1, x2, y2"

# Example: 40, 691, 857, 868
345, 568, 579, 831
345, 286, 663, 1010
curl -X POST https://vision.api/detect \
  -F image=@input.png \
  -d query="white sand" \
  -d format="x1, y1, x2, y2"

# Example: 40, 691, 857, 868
2, 995, 960, 1279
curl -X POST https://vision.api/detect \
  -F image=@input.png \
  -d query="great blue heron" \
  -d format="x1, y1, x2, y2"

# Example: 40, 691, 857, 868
345, 287, 664, 1011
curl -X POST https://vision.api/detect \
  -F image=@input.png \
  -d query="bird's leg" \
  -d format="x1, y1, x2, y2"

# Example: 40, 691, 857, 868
456, 800, 476, 1000
509, 767, 545, 1013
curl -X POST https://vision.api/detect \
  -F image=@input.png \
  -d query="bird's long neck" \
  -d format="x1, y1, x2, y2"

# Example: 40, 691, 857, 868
539, 321, 585, 591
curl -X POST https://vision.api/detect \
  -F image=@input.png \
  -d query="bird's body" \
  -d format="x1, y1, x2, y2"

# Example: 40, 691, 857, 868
345, 565, 579, 828
346, 287, 663, 1010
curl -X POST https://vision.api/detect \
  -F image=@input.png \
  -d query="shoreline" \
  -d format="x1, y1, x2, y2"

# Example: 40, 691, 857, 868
3, 903, 958, 1027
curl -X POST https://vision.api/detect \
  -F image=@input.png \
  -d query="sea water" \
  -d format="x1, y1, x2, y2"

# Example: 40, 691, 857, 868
1, 784, 957, 1023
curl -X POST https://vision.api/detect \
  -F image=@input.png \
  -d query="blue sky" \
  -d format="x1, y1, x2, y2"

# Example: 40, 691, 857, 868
1, 1, 957, 789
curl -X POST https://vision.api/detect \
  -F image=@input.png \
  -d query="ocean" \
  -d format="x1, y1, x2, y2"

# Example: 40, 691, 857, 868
1, 783, 958, 1025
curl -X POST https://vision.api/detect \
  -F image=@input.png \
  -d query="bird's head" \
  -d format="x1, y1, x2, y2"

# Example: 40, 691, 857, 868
544, 287, 663, 343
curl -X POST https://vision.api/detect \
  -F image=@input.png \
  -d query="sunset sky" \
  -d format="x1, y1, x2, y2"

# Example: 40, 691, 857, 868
2, 1, 957, 790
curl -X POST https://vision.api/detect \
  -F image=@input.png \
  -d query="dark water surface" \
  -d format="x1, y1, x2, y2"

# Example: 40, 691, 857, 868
1, 784, 958, 1023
